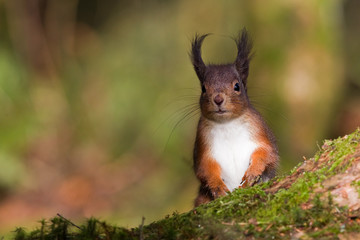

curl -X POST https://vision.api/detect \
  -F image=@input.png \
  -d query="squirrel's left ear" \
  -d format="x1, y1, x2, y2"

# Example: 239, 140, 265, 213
234, 28, 253, 90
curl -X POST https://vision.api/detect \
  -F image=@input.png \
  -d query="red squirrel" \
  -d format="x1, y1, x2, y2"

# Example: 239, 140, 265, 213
191, 29, 279, 207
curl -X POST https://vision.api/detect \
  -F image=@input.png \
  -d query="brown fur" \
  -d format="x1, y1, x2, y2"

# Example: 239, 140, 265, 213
191, 29, 279, 207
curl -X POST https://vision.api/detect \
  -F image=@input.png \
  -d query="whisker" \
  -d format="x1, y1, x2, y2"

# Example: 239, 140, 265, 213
164, 107, 200, 150
228, 99, 288, 121
250, 102, 289, 121
163, 95, 198, 107
153, 103, 199, 135
247, 94, 272, 99
176, 88, 201, 94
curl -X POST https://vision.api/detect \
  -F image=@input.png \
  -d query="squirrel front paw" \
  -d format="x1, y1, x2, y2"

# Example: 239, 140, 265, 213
211, 184, 229, 198
241, 172, 261, 187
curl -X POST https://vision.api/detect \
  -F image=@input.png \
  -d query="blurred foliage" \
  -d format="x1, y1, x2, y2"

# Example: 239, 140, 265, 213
0, 0, 359, 234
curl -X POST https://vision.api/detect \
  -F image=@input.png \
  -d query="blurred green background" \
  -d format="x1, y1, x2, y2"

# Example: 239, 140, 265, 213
0, 0, 359, 234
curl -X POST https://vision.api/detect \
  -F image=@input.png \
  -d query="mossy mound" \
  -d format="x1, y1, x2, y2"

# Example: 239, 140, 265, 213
10, 129, 360, 239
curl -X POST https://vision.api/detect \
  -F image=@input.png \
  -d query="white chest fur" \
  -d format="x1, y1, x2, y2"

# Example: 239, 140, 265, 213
209, 119, 258, 191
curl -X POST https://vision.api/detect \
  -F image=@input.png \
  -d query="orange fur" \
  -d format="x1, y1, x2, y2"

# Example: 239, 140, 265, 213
240, 110, 279, 187
194, 119, 230, 206
196, 157, 229, 197
191, 31, 278, 206
241, 147, 268, 187
247, 148, 268, 176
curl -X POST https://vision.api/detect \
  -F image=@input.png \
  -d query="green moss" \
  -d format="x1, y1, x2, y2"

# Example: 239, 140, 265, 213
6, 129, 360, 239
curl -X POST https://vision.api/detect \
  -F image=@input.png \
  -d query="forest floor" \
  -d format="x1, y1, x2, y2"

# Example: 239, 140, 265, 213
8, 128, 360, 239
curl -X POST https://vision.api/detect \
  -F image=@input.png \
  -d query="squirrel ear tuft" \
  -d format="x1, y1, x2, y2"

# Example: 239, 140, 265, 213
234, 28, 253, 89
190, 33, 209, 81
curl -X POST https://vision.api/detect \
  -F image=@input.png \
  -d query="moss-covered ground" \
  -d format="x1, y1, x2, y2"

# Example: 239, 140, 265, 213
7, 128, 360, 239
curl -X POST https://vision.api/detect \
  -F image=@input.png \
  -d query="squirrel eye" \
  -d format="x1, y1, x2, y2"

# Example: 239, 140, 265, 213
234, 83, 240, 92
201, 85, 206, 93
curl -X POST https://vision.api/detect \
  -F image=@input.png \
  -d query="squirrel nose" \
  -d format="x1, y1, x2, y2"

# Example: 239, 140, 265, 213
213, 95, 224, 106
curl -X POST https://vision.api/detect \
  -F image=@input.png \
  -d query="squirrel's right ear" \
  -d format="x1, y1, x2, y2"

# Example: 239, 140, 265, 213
190, 34, 209, 81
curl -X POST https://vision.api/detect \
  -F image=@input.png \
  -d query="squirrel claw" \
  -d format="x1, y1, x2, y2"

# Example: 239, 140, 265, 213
241, 174, 261, 187
212, 185, 229, 198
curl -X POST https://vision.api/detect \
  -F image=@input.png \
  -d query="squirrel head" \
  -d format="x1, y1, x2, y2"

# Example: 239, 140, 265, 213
190, 29, 253, 122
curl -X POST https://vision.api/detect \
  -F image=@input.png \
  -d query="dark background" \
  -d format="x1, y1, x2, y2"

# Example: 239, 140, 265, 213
0, 0, 359, 234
